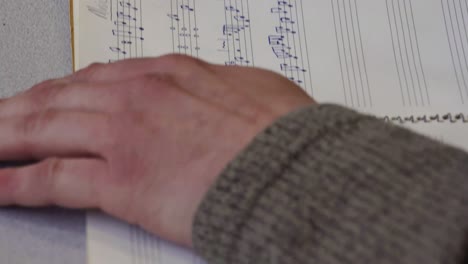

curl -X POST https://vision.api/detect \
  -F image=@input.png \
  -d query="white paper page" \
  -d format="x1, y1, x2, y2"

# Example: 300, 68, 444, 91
73, 0, 468, 263
75, 0, 468, 113
87, 212, 205, 264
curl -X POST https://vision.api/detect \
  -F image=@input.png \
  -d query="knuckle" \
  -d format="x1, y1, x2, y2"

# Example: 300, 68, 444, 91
34, 83, 66, 106
66, 82, 129, 110
28, 79, 58, 93
22, 80, 68, 110
156, 54, 205, 70
154, 55, 209, 89
12, 175, 30, 203
46, 158, 64, 183
78, 62, 107, 79
43, 158, 64, 200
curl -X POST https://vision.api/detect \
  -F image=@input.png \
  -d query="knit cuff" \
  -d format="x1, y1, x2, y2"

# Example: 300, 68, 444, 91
193, 104, 468, 264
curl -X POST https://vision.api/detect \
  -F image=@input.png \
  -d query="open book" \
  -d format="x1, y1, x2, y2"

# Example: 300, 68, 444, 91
72, 0, 468, 263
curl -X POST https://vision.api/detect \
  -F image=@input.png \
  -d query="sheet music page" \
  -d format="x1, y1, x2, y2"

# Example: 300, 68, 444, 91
87, 212, 205, 264
73, 0, 468, 263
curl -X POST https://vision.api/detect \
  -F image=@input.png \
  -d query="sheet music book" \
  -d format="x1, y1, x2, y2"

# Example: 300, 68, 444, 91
71, 0, 468, 263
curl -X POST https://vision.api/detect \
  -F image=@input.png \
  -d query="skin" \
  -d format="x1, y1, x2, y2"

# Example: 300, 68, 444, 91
0, 55, 314, 247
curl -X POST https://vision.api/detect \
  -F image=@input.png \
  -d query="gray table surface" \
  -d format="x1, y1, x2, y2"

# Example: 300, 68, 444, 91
0, 1, 86, 263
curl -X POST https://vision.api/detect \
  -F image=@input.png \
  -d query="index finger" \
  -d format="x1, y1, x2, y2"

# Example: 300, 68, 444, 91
0, 110, 110, 160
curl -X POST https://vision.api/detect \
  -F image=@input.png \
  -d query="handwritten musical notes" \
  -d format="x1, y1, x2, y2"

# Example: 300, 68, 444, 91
268, 0, 313, 94
219, 0, 254, 66
75, 0, 468, 118
109, 0, 145, 61
168, 0, 201, 57
86, 0, 109, 19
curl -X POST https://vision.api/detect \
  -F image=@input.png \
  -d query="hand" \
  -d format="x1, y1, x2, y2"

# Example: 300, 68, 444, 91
0, 55, 314, 246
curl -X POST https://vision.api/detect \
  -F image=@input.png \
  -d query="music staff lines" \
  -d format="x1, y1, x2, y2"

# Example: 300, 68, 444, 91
109, 0, 145, 61
331, 0, 372, 108
268, 0, 313, 94
441, 0, 468, 104
219, 0, 255, 67
169, 0, 200, 57
130, 227, 159, 264
385, 0, 430, 107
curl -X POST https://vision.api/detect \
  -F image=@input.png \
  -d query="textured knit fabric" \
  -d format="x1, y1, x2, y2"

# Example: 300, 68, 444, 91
193, 104, 468, 264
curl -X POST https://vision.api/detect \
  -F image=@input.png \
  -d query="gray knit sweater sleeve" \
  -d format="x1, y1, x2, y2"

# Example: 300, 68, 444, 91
192, 104, 468, 264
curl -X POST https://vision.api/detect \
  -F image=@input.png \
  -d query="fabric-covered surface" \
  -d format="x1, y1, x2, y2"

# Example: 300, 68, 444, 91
0, 1, 86, 263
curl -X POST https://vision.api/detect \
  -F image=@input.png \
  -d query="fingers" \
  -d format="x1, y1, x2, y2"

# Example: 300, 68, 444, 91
71, 54, 209, 82
0, 158, 107, 208
0, 110, 111, 160
0, 79, 68, 117
0, 56, 270, 121
71, 59, 157, 82
0, 55, 221, 118
0, 80, 121, 118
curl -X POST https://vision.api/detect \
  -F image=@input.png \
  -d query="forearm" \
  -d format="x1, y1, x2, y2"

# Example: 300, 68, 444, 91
193, 104, 468, 264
